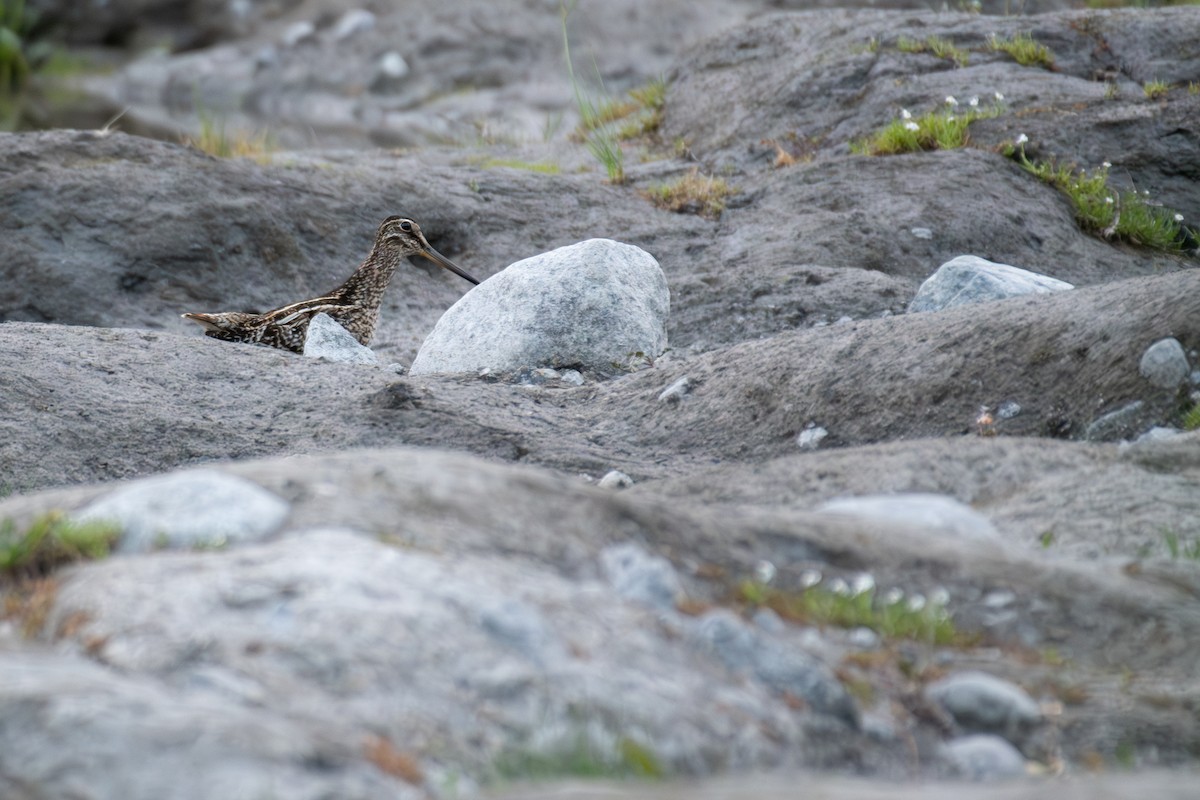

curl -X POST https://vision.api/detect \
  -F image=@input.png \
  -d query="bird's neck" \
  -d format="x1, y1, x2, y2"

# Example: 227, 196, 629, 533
335, 244, 403, 308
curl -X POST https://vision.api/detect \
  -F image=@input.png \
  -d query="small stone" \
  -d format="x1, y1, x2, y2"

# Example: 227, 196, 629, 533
74, 470, 289, 553
1084, 400, 1145, 441
370, 51, 411, 93
657, 376, 692, 404
303, 313, 378, 364
600, 543, 683, 612
909, 255, 1073, 313
559, 369, 584, 386
847, 627, 880, 649
598, 470, 634, 489
281, 20, 315, 47
332, 9, 376, 41
911, 227, 934, 240
983, 590, 1016, 609
996, 401, 1021, 420
939, 734, 1027, 781
1139, 338, 1190, 389
797, 425, 828, 451
926, 671, 1041, 742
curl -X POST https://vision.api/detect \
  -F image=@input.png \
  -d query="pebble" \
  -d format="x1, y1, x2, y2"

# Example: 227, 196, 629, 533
597, 470, 634, 489
281, 20, 315, 47
657, 376, 692, 404
939, 734, 1027, 781
332, 9, 376, 41
797, 425, 828, 450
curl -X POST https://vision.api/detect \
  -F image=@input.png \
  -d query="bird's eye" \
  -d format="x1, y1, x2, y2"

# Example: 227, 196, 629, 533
400, 220, 413, 232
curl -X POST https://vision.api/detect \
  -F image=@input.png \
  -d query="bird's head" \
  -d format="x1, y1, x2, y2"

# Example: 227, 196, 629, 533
378, 216, 480, 285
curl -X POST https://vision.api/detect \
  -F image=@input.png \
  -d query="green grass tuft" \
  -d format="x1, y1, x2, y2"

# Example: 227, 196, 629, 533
1013, 148, 1191, 251
184, 109, 275, 162
897, 35, 969, 68
1142, 79, 1170, 99
1181, 402, 1200, 431
644, 169, 733, 219
988, 32, 1055, 69
493, 733, 663, 781
481, 158, 561, 174
1164, 530, 1200, 561
0, 511, 120, 580
739, 579, 972, 646
853, 97, 1001, 156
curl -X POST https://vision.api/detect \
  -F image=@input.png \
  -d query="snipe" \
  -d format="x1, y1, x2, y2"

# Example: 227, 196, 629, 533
182, 216, 479, 353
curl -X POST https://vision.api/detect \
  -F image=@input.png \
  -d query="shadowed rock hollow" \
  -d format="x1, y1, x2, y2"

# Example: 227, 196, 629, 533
1, 2, 1199, 798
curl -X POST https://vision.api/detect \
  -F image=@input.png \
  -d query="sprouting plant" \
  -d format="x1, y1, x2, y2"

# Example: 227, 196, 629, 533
853, 94, 1003, 156
0, 0, 32, 93
1164, 530, 1200, 561
1104, 82, 1120, 100
0, 511, 120, 580
561, 1, 624, 183
988, 32, 1055, 69
1181, 402, 1200, 431
1142, 80, 1169, 100
644, 169, 733, 219
1010, 141, 1192, 251
1189, 81, 1199, 96
739, 575, 972, 646
897, 35, 969, 68
183, 107, 275, 162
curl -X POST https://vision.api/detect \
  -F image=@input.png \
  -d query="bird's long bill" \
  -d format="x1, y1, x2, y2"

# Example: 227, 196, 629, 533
421, 246, 480, 286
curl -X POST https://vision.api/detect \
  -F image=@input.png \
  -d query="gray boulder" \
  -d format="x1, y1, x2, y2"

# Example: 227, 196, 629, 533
410, 239, 669, 376
909, 256, 1073, 314
1139, 338, 1190, 389
303, 313, 379, 365
926, 671, 1042, 743
74, 470, 290, 553
938, 734, 1028, 781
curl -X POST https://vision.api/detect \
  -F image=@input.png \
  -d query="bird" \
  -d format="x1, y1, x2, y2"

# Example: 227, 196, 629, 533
182, 216, 479, 353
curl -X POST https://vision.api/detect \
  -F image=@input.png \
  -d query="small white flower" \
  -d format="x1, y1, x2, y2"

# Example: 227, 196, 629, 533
945, 95, 958, 106
930, 587, 951, 606
906, 593, 927, 612
1015, 133, 1028, 145
905, 121, 919, 131
994, 91, 1004, 101
1175, 213, 1184, 222
883, 587, 904, 606
1102, 161, 1111, 168
969, 96, 979, 107
901, 108, 912, 119
851, 573, 876, 596
947, 115, 956, 122
1143, 189, 1151, 196
754, 560, 776, 585
828, 577, 850, 596
800, 569, 822, 589
1105, 196, 1114, 204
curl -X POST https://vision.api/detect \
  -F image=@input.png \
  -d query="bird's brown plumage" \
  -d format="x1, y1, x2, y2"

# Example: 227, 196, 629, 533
182, 216, 479, 353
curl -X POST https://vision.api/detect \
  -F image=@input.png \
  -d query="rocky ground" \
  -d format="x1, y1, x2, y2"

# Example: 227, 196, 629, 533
2, 1, 1199, 798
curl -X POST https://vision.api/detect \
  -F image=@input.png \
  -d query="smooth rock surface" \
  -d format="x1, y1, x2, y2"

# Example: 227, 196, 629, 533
74, 470, 290, 553
908, 256, 1074, 313
926, 671, 1042, 743
938, 735, 1028, 782
1139, 338, 1190, 389
410, 239, 669, 376
303, 312, 379, 364
816, 494, 1001, 542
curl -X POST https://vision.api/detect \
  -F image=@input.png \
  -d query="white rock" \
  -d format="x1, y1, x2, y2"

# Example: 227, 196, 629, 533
597, 470, 634, 489
816, 493, 999, 541
657, 376, 692, 404
908, 255, 1073, 313
74, 470, 290, 553
1139, 337, 1190, 388
332, 9, 376, 40
280, 20, 315, 47
303, 313, 378, 364
797, 425, 828, 450
410, 239, 669, 376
